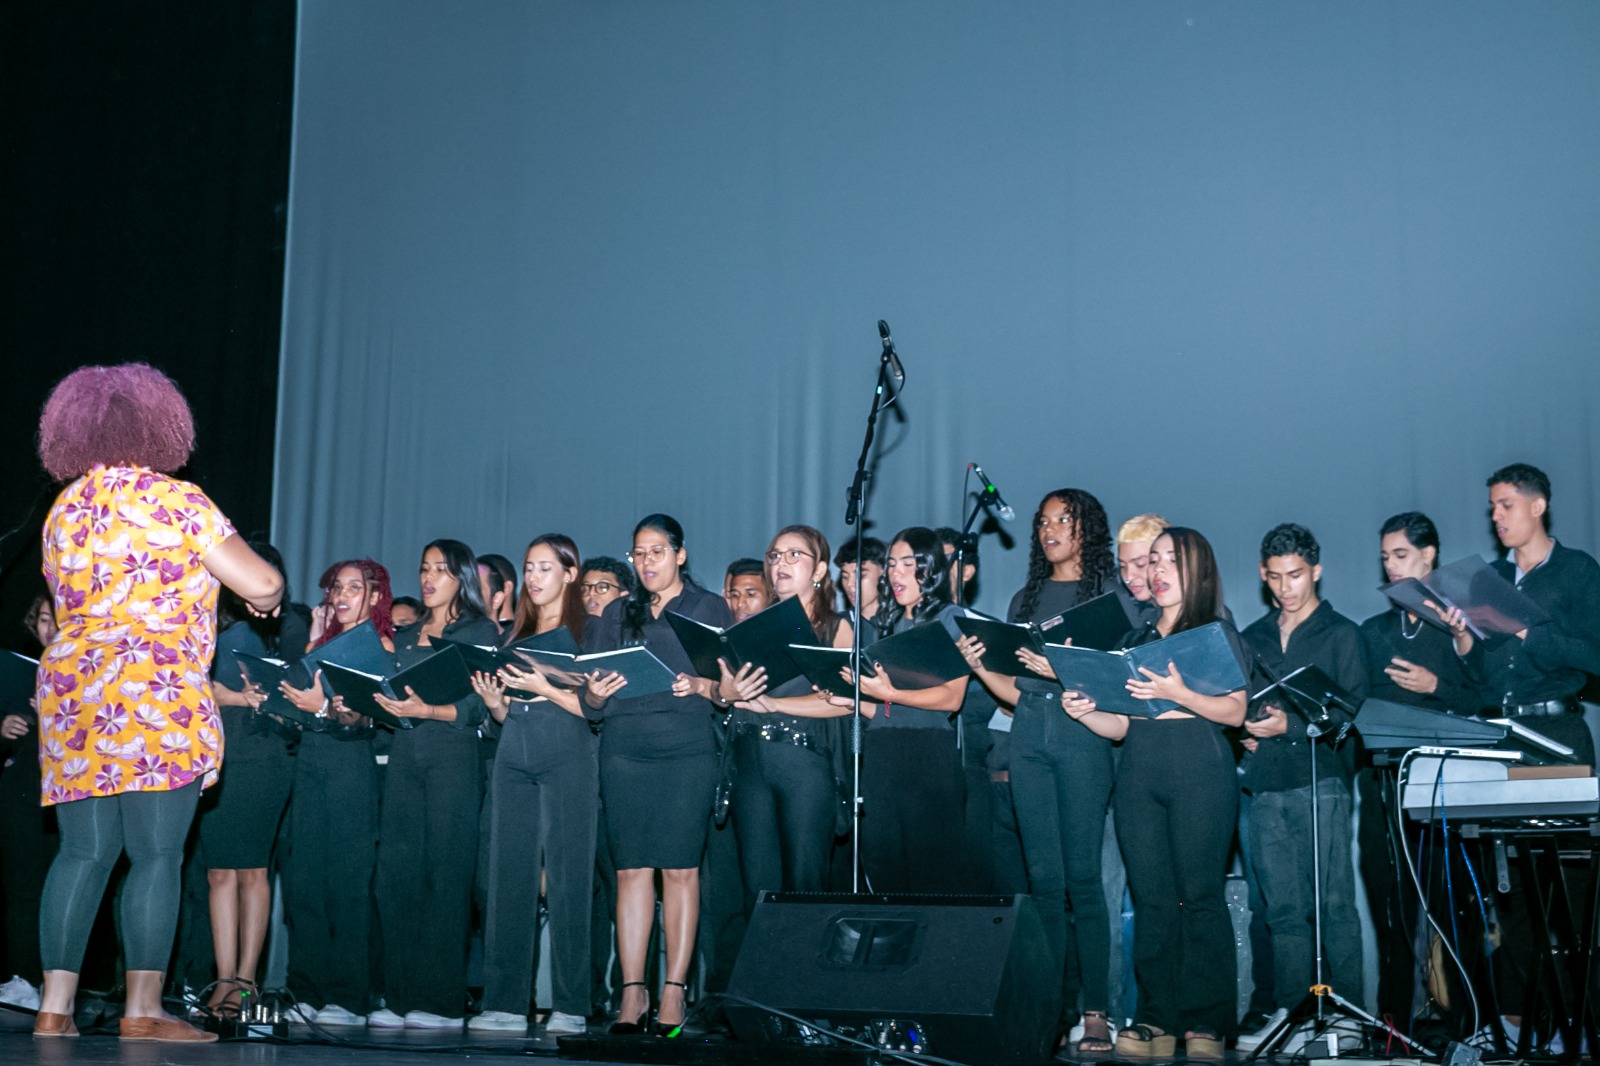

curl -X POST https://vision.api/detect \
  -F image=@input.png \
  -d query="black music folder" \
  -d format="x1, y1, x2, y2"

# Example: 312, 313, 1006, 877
300, 621, 393, 693
319, 662, 414, 730
951, 612, 1045, 676
1379, 555, 1548, 639
572, 646, 678, 699
784, 644, 877, 699
864, 621, 972, 691
318, 646, 476, 727
666, 595, 812, 688
1036, 591, 1139, 652
232, 651, 325, 729
1251, 664, 1358, 735
1041, 621, 1247, 717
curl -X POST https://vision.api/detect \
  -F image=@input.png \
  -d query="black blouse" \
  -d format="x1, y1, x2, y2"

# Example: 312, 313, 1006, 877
392, 611, 501, 733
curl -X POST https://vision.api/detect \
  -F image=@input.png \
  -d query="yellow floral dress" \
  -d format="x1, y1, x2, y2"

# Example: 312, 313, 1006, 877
35, 464, 236, 805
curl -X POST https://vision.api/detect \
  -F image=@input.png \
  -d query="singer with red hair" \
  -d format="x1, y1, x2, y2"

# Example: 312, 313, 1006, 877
277, 559, 396, 1027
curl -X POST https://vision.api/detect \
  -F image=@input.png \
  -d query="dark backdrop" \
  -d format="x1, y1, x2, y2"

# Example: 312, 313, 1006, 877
0, 2, 295, 650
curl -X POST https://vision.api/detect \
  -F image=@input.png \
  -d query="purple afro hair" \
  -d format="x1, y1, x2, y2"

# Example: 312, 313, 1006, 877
37, 363, 196, 481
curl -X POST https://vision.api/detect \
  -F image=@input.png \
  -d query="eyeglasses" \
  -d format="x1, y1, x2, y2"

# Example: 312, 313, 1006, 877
627, 546, 673, 564
580, 581, 621, 596
764, 548, 816, 565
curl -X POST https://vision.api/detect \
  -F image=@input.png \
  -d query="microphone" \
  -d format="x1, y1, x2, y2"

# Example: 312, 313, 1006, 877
878, 319, 905, 387
970, 463, 1016, 522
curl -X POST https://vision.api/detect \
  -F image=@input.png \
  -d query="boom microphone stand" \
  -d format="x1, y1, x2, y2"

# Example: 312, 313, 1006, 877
843, 320, 903, 892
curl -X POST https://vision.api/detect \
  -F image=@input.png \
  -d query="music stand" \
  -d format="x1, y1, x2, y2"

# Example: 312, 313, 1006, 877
1246, 667, 1426, 1058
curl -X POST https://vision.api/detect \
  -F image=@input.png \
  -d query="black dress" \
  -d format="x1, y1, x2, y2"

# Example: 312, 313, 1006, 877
586, 584, 731, 870
199, 608, 309, 869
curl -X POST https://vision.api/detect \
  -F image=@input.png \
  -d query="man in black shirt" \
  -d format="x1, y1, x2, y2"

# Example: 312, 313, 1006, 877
1357, 511, 1478, 1024
1238, 524, 1367, 1046
1465, 463, 1600, 763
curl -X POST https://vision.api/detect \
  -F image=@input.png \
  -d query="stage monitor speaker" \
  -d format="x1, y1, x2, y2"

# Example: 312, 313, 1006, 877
725, 892, 1057, 1066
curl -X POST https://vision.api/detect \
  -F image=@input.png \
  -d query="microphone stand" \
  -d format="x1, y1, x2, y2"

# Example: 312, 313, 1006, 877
951, 491, 987, 609
843, 341, 899, 893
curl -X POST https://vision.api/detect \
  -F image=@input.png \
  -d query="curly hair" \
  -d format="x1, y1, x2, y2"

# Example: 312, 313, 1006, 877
38, 363, 195, 481
1015, 488, 1115, 622
314, 558, 396, 645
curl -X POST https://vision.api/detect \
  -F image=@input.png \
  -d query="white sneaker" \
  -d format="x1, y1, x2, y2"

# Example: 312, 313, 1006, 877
544, 1010, 587, 1035
316, 1004, 366, 1027
0, 975, 40, 1012
1283, 1018, 1363, 1055
468, 1010, 527, 1032
1234, 1007, 1288, 1052
367, 1008, 406, 1029
404, 1010, 464, 1029
287, 1001, 321, 1024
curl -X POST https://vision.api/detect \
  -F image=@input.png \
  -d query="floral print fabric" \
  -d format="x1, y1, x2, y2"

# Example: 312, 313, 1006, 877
35, 464, 236, 806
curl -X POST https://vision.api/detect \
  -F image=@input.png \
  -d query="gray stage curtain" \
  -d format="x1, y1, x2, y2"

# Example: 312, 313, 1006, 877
274, 0, 1600, 623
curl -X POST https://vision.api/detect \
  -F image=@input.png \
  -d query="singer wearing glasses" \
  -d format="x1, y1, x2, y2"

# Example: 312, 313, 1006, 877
717, 527, 854, 904
582, 515, 730, 1038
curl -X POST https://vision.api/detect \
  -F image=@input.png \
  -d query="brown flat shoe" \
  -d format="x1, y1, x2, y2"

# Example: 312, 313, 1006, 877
119, 1015, 219, 1042
33, 1011, 79, 1038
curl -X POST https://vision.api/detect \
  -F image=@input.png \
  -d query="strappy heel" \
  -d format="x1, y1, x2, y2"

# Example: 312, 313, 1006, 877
608, 982, 650, 1036
654, 980, 688, 1038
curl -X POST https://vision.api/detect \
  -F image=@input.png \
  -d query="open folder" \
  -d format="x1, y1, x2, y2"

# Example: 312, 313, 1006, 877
2, 650, 39, 715
1379, 555, 1548, 639
319, 646, 475, 729
232, 651, 331, 729
1040, 621, 1246, 717
787, 620, 971, 697
430, 626, 587, 695
953, 592, 1136, 675
299, 621, 394, 693
666, 596, 813, 688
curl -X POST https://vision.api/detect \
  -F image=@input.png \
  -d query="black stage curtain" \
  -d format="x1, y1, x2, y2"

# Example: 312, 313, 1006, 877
0, 1, 296, 644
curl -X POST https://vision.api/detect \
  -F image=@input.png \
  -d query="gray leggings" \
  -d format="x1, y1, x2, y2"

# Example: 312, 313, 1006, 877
39, 781, 201, 973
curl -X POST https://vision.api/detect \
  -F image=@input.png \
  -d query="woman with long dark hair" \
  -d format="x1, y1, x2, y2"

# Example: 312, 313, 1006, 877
828, 526, 970, 894
365, 539, 498, 1030
276, 558, 394, 1027
1063, 528, 1249, 1061
199, 542, 306, 1016
582, 515, 730, 1038
468, 534, 597, 1036
31, 364, 284, 1042
957, 488, 1119, 1055
717, 525, 854, 903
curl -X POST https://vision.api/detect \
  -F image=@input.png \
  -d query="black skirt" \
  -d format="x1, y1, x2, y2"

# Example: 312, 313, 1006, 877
599, 739, 716, 870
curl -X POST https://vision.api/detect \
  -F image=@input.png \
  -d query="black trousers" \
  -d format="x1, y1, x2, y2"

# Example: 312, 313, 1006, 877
730, 732, 836, 902
0, 758, 57, 985
482, 705, 597, 1018
375, 727, 484, 1017
1114, 717, 1238, 1038
1010, 693, 1116, 1015
859, 728, 970, 894
283, 731, 378, 1012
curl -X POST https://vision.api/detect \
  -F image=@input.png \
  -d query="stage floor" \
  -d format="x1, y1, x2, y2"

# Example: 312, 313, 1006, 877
0, 1010, 1417, 1066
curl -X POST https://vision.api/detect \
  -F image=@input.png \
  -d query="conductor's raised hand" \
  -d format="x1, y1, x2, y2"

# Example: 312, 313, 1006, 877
373, 686, 433, 720
1126, 659, 1188, 704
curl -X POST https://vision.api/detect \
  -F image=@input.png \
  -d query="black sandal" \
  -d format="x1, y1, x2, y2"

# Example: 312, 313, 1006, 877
609, 982, 650, 1036
654, 980, 688, 1038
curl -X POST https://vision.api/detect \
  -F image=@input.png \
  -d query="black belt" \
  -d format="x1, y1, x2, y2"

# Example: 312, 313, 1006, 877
1501, 698, 1578, 719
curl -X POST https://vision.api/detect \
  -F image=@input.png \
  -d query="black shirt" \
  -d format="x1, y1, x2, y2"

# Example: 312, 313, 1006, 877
392, 611, 500, 733
1241, 600, 1367, 793
585, 582, 732, 757
1465, 543, 1600, 708
1359, 607, 1479, 714
867, 603, 971, 731
1007, 579, 1080, 696
213, 606, 312, 762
